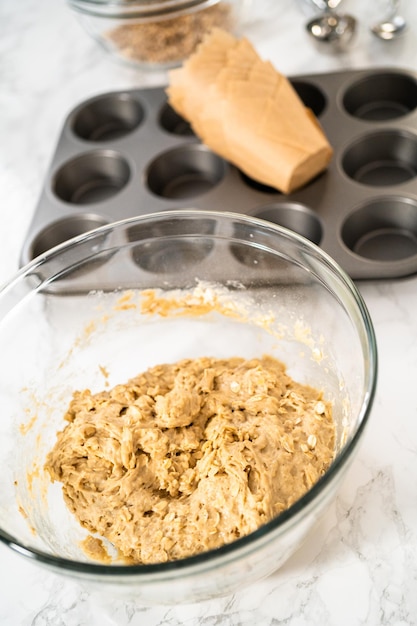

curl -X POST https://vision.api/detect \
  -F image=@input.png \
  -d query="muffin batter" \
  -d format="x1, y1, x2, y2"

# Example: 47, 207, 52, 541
45, 356, 335, 564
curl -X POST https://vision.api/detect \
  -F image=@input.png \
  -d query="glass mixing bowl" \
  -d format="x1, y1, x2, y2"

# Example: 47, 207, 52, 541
67, 0, 249, 70
0, 210, 377, 604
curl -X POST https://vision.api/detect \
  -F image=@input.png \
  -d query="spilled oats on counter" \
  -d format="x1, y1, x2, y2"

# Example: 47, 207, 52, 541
45, 355, 335, 564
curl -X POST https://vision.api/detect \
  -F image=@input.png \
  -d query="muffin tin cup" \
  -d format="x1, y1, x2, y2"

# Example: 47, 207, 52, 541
21, 67, 417, 283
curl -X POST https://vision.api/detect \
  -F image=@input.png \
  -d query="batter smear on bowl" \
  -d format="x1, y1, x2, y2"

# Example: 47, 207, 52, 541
45, 355, 335, 564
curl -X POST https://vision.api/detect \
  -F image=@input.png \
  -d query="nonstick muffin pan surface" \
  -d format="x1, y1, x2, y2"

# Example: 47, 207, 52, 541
21, 67, 417, 281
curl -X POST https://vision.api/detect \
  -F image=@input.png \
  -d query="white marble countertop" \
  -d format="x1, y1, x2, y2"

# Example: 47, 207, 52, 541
2, 0, 417, 624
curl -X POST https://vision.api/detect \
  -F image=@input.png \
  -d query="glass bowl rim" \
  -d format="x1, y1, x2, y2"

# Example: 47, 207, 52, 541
67, 0, 227, 19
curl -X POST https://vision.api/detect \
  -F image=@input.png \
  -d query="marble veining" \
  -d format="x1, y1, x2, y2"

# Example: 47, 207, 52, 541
1, 0, 417, 623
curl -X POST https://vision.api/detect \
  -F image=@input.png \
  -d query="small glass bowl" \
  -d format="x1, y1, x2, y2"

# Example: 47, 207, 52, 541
67, 0, 248, 70
0, 210, 377, 605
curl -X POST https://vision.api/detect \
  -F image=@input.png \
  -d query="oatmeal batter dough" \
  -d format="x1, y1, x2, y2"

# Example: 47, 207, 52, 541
45, 356, 335, 564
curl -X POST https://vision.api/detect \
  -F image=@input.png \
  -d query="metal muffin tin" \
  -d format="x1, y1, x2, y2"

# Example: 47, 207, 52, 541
21, 67, 417, 280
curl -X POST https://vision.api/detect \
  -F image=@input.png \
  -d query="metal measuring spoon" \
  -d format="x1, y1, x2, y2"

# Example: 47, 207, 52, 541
371, 0, 408, 40
305, 1, 357, 53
